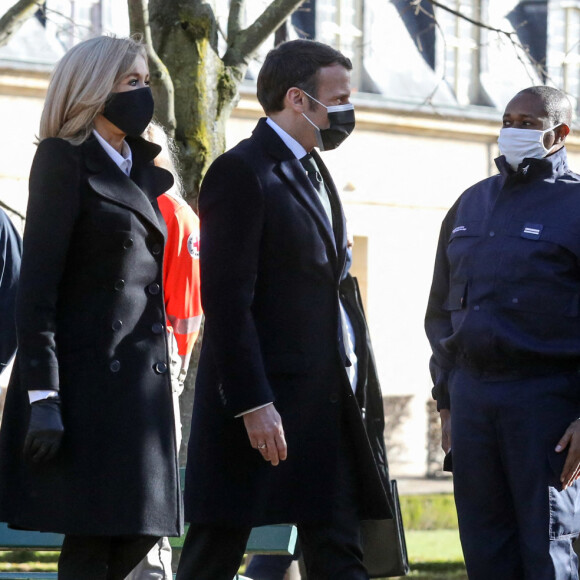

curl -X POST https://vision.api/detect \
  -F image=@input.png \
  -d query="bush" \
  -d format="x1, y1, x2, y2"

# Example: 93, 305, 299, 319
400, 494, 458, 530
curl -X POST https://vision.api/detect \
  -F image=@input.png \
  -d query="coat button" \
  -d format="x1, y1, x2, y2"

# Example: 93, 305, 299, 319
154, 361, 168, 374
151, 322, 164, 334
114, 279, 125, 291
151, 243, 162, 255
110, 360, 121, 373
329, 393, 339, 403
473, 305, 480, 311
148, 283, 161, 295
123, 238, 134, 249
489, 231, 495, 237
112, 320, 123, 331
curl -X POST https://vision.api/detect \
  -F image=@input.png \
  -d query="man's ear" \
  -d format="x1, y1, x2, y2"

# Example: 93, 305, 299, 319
285, 87, 305, 113
556, 123, 570, 142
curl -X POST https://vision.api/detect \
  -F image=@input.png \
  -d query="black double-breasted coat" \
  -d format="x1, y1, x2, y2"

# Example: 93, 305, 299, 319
0, 135, 183, 537
184, 119, 392, 526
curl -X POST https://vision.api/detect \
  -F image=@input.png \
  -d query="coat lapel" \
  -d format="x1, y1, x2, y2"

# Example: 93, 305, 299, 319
84, 136, 173, 236
278, 159, 338, 257
253, 119, 338, 261
312, 149, 348, 277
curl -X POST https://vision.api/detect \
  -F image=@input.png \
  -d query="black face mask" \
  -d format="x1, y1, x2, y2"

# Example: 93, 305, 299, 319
302, 91, 356, 151
102, 86, 154, 137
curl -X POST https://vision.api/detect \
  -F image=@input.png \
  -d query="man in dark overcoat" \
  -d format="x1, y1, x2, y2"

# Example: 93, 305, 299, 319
176, 39, 392, 580
0, 207, 21, 375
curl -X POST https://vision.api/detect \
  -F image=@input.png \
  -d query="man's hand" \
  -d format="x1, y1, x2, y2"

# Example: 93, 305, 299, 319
243, 404, 287, 466
555, 418, 580, 490
440, 408, 452, 454
24, 397, 64, 463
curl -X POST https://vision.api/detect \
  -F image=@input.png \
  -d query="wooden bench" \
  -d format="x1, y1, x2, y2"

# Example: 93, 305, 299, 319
0, 522, 297, 579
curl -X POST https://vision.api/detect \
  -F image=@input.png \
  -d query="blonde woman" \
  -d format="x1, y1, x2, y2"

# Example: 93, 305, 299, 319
0, 36, 181, 579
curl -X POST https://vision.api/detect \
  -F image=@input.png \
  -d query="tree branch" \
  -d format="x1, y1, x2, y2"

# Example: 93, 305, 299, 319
128, 0, 176, 135
227, 0, 244, 40
420, 0, 512, 37
223, 0, 306, 67
0, 0, 42, 48
409, 0, 550, 102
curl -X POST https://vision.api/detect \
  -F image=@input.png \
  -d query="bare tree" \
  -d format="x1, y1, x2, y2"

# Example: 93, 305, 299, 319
0, 0, 41, 47
130, 0, 306, 203
127, 0, 176, 134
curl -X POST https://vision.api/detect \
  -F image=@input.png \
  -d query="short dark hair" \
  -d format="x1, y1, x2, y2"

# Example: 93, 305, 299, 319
257, 39, 352, 114
517, 86, 573, 126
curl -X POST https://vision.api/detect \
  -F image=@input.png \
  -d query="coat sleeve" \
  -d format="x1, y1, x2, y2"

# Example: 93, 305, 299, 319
16, 138, 82, 391
424, 203, 458, 411
198, 152, 274, 416
0, 209, 22, 373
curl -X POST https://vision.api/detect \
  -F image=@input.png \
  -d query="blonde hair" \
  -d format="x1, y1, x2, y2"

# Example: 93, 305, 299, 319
39, 35, 147, 144
144, 121, 184, 198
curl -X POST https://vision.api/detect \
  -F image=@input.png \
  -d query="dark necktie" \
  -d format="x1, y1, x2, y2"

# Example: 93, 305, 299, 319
299, 154, 333, 226
300, 154, 324, 193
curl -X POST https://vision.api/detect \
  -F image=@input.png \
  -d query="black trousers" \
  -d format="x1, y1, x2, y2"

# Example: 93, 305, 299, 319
58, 534, 160, 580
176, 426, 368, 580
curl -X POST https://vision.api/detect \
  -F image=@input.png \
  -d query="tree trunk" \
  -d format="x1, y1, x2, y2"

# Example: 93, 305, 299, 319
149, 0, 242, 205
127, 0, 176, 135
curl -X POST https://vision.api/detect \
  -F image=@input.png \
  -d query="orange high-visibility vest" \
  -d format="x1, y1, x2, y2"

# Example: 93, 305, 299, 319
158, 192, 202, 356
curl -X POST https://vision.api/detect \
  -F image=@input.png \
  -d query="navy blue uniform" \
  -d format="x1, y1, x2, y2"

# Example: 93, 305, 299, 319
425, 148, 580, 579
0, 208, 22, 374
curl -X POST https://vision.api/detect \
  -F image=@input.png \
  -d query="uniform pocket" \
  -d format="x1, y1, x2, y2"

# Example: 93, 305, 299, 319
507, 220, 580, 260
499, 284, 580, 317
448, 221, 484, 242
443, 281, 468, 311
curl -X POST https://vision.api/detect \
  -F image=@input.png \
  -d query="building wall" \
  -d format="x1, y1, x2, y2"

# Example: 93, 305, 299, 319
4, 72, 580, 476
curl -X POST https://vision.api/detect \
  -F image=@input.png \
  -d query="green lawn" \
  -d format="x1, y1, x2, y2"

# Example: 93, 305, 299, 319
0, 531, 466, 577
407, 529, 464, 563
0, 499, 467, 577
395, 529, 467, 580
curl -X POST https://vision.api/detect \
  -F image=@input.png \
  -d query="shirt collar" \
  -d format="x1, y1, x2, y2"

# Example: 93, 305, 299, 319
266, 117, 307, 160
92, 129, 133, 176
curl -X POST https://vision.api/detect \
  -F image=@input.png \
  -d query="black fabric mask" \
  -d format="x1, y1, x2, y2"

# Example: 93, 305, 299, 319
302, 91, 356, 151
103, 87, 154, 137
316, 105, 356, 151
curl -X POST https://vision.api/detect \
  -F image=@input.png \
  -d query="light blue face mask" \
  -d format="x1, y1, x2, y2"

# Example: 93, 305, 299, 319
497, 125, 560, 170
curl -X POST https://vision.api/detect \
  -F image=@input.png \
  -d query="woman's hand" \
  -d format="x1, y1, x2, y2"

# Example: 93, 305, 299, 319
24, 397, 64, 463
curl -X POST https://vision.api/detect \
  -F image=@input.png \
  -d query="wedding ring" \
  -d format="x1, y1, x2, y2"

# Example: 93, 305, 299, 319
257, 443, 267, 450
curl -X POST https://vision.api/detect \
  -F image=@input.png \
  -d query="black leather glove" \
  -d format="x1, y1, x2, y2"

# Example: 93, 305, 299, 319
24, 396, 64, 463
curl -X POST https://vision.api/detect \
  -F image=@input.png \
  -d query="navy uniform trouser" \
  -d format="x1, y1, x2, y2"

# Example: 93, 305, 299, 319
450, 368, 580, 580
